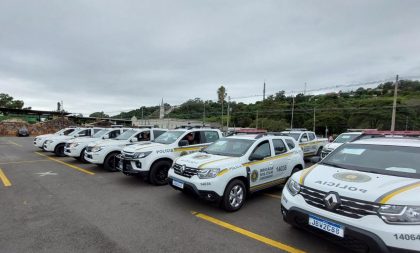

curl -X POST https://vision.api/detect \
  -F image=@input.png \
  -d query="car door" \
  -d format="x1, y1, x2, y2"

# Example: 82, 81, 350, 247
177, 131, 206, 156
271, 138, 291, 179
248, 140, 275, 189
307, 132, 318, 154
299, 133, 311, 155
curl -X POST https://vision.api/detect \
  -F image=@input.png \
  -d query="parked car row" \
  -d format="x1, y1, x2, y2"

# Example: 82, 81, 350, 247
34, 128, 420, 253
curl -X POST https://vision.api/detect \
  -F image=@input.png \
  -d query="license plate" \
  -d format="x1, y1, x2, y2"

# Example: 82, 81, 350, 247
308, 215, 344, 238
172, 179, 184, 189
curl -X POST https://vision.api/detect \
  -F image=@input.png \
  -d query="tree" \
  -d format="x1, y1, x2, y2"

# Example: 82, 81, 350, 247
217, 86, 227, 127
0, 93, 24, 109
89, 111, 109, 118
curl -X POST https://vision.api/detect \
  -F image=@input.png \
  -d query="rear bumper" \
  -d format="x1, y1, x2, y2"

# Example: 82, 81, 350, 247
281, 206, 418, 253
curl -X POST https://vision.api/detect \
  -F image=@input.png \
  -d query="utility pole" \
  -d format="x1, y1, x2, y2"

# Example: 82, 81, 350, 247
141, 107, 144, 124
290, 96, 295, 129
263, 81, 266, 101
304, 82, 307, 96
313, 107, 316, 132
203, 101, 206, 126
391, 75, 399, 131
405, 116, 408, 131
227, 96, 231, 131
256, 111, 259, 129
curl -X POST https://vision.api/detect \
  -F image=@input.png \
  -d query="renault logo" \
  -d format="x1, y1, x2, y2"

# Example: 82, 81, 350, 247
324, 192, 341, 210
180, 164, 186, 174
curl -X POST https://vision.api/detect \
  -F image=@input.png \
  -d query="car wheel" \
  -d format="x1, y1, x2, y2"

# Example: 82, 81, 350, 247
149, 160, 172, 185
104, 152, 119, 172
316, 147, 323, 156
79, 148, 87, 163
54, 144, 66, 157
221, 179, 246, 212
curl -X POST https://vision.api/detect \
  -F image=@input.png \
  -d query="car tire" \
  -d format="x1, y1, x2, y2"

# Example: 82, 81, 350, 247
221, 179, 246, 212
316, 147, 323, 156
104, 152, 119, 172
289, 166, 302, 180
54, 143, 66, 157
79, 148, 87, 163
149, 160, 172, 186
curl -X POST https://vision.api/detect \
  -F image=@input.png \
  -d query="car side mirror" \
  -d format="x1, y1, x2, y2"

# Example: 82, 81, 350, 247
310, 156, 321, 163
74, 134, 79, 138
102, 134, 109, 140
130, 137, 137, 143
179, 140, 189, 147
300, 138, 308, 143
249, 154, 264, 161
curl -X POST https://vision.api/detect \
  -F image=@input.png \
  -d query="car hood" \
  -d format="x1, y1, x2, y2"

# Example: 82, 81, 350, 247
67, 137, 99, 144
36, 134, 54, 139
46, 135, 76, 142
174, 152, 242, 170
122, 142, 164, 152
88, 139, 130, 148
324, 143, 343, 150
293, 164, 420, 205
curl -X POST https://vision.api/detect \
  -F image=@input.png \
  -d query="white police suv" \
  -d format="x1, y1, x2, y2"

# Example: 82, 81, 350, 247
282, 129, 328, 157
281, 131, 420, 253
321, 131, 363, 158
34, 127, 76, 149
84, 128, 167, 171
168, 134, 304, 211
117, 128, 223, 185
43, 128, 103, 156
64, 128, 128, 162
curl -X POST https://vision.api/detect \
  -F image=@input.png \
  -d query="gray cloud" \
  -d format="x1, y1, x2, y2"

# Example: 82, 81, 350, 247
0, 0, 419, 115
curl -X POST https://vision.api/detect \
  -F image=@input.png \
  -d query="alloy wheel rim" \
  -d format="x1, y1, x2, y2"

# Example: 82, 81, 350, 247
229, 185, 244, 208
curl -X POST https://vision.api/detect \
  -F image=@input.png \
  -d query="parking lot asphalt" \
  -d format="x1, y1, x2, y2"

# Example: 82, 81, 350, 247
0, 137, 348, 253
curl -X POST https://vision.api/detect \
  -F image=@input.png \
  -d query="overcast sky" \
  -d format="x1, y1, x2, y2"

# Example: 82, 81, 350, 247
1, 0, 419, 116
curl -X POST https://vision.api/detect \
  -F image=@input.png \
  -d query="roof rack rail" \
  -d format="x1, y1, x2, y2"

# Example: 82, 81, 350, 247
346, 128, 377, 132
284, 128, 308, 131
255, 132, 289, 139
352, 130, 420, 141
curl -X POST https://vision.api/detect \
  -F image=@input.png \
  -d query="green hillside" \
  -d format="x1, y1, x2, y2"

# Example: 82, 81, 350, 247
114, 80, 420, 134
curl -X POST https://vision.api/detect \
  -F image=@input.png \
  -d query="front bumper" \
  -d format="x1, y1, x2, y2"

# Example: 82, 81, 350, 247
64, 146, 83, 157
116, 155, 148, 176
84, 151, 105, 164
168, 169, 223, 201
281, 188, 420, 252
43, 142, 56, 152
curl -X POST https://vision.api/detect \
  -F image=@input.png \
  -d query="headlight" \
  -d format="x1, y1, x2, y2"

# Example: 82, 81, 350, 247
133, 151, 152, 159
70, 142, 80, 148
92, 146, 104, 152
45, 140, 54, 144
287, 179, 301, 196
197, 168, 220, 179
378, 205, 420, 224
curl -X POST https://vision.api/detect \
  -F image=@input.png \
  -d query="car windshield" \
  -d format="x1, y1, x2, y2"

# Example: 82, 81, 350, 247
333, 133, 359, 143
61, 129, 75, 136
322, 143, 420, 179
154, 131, 184, 144
93, 129, 109, 138
284, 133, 301, 141
203, 138, 255, 157
115, 129, 136, 140
70, 129, 86, 136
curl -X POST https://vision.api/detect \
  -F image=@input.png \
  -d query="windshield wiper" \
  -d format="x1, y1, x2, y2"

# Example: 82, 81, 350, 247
321, 161, 345, 169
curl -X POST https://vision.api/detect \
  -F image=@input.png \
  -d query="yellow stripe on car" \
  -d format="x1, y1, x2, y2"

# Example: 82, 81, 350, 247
174, 146, 205, 152
376, 182, 420, 204
243, 152, 292, 167
217, 169, 228, 176
198, 157, 234, 169
299, 164, 317, 185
